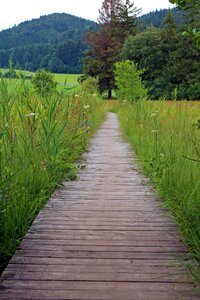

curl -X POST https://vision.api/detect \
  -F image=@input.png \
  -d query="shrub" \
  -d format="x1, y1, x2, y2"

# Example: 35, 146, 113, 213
31, 69, 57, 97
114, 60, 147, 102
81, 76, 99, 95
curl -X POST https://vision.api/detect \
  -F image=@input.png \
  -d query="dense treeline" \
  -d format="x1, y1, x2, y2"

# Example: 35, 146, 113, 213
84, 0, 200, 100
139, 7, 187, 30
0, 8, 191, 75
0, 13, 97, 73
123, 11, 200, 99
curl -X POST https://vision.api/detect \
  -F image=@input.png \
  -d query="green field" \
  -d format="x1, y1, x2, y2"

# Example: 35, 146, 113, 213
0, 69, 81, 94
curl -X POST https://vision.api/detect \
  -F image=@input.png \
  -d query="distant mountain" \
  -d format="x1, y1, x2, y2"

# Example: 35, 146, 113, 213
139, 8, 187, 30
0, 13, 97, 73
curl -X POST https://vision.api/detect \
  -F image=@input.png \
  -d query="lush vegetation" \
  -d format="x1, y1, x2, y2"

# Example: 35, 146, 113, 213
122, 11, 200, 100
84, 0, 141, 98
0, 72, 106, 272
83, 0, 199, 100
116, 100, 200, 278
139, 7, 187, 30
114, 60, 147, 101
0, 68, 81, 94
0, 13, 97, 73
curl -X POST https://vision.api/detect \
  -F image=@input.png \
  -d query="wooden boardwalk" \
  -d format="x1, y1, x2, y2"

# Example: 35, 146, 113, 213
0, 112, 199, 299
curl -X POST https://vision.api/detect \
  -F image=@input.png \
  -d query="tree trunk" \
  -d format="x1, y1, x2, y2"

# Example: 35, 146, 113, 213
108, 89, 112, 99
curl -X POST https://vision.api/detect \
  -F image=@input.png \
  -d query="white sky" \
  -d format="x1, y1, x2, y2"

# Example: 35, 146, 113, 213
0, 0, 175, 31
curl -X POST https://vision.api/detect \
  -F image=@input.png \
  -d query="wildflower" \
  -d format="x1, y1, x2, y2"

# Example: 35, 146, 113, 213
75, 94, 79, 98
151, 110, 159, 117
26, 112, 38, 117
84, 105, 90, 109
93, 94, 97, 97
152, 130, 158, 134
160, 153, 164, 157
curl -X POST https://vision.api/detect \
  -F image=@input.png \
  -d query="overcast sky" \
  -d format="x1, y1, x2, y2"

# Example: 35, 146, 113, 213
0, 0, 175, 31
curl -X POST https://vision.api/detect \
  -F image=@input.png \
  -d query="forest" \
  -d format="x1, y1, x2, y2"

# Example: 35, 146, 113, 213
83, 1, 200, 100
0, 13, 97, 73
0, 7, 198, 94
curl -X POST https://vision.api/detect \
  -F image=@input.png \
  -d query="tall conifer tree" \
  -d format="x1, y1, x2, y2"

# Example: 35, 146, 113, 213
84, 0, 140, 98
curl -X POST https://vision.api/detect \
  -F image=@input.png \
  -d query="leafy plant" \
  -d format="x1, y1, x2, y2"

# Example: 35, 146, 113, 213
114, 60, 147, 102
31, 69, 57, 97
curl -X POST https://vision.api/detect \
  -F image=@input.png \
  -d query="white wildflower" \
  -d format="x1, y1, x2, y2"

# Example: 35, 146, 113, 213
84, 105, 90, 109
152, 130, 158, 133
26, 112, 38, 117
151, 110, 159, 117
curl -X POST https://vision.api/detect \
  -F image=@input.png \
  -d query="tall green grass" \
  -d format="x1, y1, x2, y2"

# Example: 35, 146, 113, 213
0, 76, 106, 271
117, 100, 200, 277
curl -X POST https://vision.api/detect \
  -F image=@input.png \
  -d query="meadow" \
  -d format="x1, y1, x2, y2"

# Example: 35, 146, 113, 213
117, 100, 200, 279
0, 68, 81, 93
0, 73, 106, 272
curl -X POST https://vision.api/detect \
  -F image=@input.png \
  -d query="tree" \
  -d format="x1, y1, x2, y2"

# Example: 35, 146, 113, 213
169, 0, 200, 46
122, 10, 200, 100
84, 0, 140, 98
114, 60, 147, 101
116, 0, 141, 37
31, 69, 57, 97
169, 0, 200, 10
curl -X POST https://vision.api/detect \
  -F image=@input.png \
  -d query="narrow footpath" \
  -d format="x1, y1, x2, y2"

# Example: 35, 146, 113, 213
0, 113, 199, 299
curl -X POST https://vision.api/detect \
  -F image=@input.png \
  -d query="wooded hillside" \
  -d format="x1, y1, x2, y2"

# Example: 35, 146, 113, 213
0, 13, 97, 73
0, 9, 187, 74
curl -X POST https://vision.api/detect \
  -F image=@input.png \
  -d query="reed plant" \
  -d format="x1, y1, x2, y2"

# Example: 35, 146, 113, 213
0, 75, 106, 271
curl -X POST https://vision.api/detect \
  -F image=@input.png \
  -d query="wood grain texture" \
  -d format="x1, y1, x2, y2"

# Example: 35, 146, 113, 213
0, 112, 198, 299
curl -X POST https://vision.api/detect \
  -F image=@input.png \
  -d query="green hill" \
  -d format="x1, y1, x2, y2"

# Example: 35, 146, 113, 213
0, 13, 97, 73
0, 9, 188, 74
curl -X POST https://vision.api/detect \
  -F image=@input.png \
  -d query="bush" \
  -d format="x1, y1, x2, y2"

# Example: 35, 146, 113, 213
31, 69, 57, 97
81, 76, 99, 95
114, 60, 147, 102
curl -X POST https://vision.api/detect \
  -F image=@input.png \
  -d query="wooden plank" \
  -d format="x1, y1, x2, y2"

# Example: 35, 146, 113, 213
9, 257, 186, 267
2, 270, 190, 283
0, 287, 199, 300
12, 249, 185, 260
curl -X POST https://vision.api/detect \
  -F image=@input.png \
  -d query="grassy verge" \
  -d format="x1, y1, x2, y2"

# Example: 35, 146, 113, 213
0, 76, 106, 272
117, 100, 200, 280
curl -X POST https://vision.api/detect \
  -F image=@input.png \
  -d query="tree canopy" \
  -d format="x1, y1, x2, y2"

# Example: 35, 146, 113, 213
84, 0, 140, 98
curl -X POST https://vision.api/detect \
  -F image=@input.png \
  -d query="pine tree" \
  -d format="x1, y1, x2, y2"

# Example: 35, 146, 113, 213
98, 0, 122, 24
84, 0, 140, 98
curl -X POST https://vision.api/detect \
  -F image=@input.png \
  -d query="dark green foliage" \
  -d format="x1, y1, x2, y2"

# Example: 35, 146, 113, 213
84, 0, 140, 98
0, 13, 97, 73
139, 8, 188, 30
122, 12, 200, 100
169, 0, 200, 46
